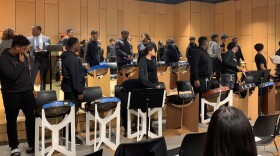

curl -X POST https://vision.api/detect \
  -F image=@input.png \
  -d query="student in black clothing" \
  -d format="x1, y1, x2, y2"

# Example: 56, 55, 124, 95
120, 45, 159, 137
220, 33, 228, 52
157, 40, 165, 61
190, 36, 212, 120
165, 38, 180, 67
186, 36, 197, 62
97, 40, 105, 62
61, 37, 87, 145
137, 33, 157, 63
116, 30, 132, 69
107, 38, 116, 62
79, 39, 87, 59
86, 30, 100, 68
232, 37, 245, 66
221, 42, 245, 89
0, 35, 36, 156
275, 41, 280, 76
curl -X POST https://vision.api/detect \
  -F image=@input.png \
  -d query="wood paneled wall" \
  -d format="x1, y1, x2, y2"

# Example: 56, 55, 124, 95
213, 0, 280, 70
0, 0, 175, 56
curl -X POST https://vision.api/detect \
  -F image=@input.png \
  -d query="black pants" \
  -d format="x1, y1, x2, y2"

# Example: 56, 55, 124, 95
2, 90, 36, 149
63, 92, 81, 138
31, 56, 49, 90
211, 57, 221, 80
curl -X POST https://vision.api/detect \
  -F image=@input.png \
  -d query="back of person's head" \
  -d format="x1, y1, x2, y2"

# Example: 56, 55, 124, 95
205, 106, 257, 156
91, 30, 99, 35
1, 27, 15, 40
11, 35, 30, 48
67, 37, 79, 49
221, 33, 228, 39
80, 39, 86, 45
121, 29, 129, 35
142, 33, 151, 41
232, 37, 237, 42
211, 33, 218, 40
166, 38, 174, 45
66, 29, 73, 34
198, 36, 208, 46
143, 44, 154, 56
254, 43, 264, 52
227, 42, 237, 51
109, 38, 115, 42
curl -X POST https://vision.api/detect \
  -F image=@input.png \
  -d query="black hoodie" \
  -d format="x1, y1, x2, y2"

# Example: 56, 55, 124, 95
0, 49, 33, 93
61, 51, 87, 95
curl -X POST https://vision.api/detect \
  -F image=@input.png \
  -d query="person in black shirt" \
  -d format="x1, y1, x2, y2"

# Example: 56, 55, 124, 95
221, 42, 245, 88
165, 38, 180, 67
186, 36, 197, 62
61, 37, 87, 145
254, 43, 276, 78
115, 30, 132, 69
86, 30, 100, 68
157, 40, 165, 61
275, 41, 280, 76
137, 33, 157, 63
62, 29, 74, 51
120, 44, 159, 137
190, 36, 212, 120
107, 38, 116, 62
79, 39, 87, 59
232, 37, 245, 66
220, 34, 228, 52
0, 35, 36, 156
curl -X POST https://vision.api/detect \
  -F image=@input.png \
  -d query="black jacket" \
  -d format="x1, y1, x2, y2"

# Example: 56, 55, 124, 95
276, 49, 280, 75
115, 39, 132, 64
190, 47, 212, 80
107, 45, 116, 58
61, 51, 87, 94
137, 41, 157, 63
138, 57, 158, 88
86, 40, 100, 67
186, 43, 197, 60
157, 47, 165, 61
235, 45, 244, 66
221, 50, 238, 74
164, 44, 180, 66
0, 50, 33, 93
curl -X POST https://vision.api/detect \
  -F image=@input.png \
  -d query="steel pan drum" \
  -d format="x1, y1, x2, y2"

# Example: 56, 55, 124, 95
172, 62, 189, 74
119, 65, 137, 77
85, 97, 120, 115
156, 61, 168, 73
220, 74, 236, 89
35, 101, 74, 118
202, 86, 230, 102
88, 65, 109, 77
233, 83, 256, 99
167, 93, 195, 108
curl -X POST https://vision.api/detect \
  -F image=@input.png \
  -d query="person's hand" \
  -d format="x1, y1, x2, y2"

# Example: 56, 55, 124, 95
127, 55, 131, 59
78, 94, 84, 100
33, 91, 37, 97
86, 63, 90, 69
19, 54, 25, 62
156, 85, 160, 89
194, 80, 200, 88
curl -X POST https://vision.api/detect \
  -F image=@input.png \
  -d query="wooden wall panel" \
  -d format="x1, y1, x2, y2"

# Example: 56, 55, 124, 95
178, 37, 189, 60
235, 0, 242, 36
268, 34, 276, 69
124, 0, 139, 36
140, 13, 150, 34
215, 3, 223, 14
100, 9, 107, 51
149, 3, 155, 37
0, 0, 15, 31
45, 0, 58, 4
16, 1, 35, 36
118, 0, 124, 10
252, 7, 268, 52
174, 14, 180, 37
253, 0, 268, 8
190, 12, 201, 38
166, 5, 174, 38
81, 0, 87, 7
107, 0, 118, 36
100, 0, 107, 9
45, 4, 58, 44
80, 7, 88, 40
201, 3, 214, 36
139, 1, 150, 13
242, 36, 254, 70
117, 10, 124, 37
191, 1, 201, 13
215, 14, 223, 34
88, 0, 100, 32
180, 2, 190, 37
155, 3, 167, 14
35, 0, 45, 31
59, 0, 81, 35
16, 0, 35, 2
242, 0, 253, 36
223, 1, 235, 36
277, 0, 280, 4
268, 0, 276, 35
276, 5, 280, 50
155, 14, 167, 39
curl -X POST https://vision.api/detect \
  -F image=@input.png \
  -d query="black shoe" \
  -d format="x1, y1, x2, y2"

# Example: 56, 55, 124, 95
150, 127, 157, 134
26, 147, 34, 154
74, 136, 83, 145
11, 148, 20, 156
123, 131, 127, 137
205, 115, 210, 120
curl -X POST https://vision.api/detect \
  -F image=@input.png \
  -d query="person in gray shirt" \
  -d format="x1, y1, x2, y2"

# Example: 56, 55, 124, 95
208, 33, 222, 80
0, 28, 15, 54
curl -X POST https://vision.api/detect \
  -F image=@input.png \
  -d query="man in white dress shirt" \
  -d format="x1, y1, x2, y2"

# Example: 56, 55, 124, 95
28, 25, 51, 90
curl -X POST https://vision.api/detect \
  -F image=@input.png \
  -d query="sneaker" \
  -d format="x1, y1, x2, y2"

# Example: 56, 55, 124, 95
11, 148, 20, 156
26, 147, 34, 154
75, 136, 83, 145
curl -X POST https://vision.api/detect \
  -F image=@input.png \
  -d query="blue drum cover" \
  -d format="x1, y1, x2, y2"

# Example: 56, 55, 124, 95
42, 101, 73, 109
98, 97, 120, 104
88, 64, 110, 72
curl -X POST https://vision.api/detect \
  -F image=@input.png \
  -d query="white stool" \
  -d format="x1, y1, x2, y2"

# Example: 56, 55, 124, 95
35, 102, 76, 156
85, 98, 120, 151
201, 90, 233, 124
127, 90, 166, 141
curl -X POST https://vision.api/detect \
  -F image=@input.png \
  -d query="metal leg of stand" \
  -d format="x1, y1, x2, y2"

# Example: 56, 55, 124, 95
49, 52, 52, 90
